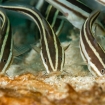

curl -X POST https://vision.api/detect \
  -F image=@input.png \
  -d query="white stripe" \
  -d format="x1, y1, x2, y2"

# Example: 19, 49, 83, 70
89, 62, 102, 76
51, 10, 59, 27
79, 43, 87, 62
40, 51, 50, 73
46, 5, 52, 20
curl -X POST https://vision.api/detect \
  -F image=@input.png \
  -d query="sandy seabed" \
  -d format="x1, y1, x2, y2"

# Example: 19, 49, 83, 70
0, 34, 105, 105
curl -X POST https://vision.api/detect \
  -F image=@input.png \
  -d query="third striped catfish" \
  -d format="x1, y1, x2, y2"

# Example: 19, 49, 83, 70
0, 9, 13, 74
80, 11, 105, 77
45, 0, 92, 29
0, 4, 65, 73
45, 0, 105, 34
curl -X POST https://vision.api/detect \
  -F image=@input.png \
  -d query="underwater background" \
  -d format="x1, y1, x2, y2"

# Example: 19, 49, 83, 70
0, 0, 105, 105
0, 0, 104, 77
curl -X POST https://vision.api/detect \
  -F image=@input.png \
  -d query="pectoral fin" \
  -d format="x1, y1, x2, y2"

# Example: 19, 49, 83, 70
30, 44, 41, 53
13, 45, 31, 57
62, 43, 70, 51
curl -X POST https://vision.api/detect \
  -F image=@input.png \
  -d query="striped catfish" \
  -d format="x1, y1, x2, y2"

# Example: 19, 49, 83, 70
0, 4, 65, 73
80, 10, 105, 77
45, 0, 92, 29
0, 9, 13, 74
36, 1, 64, 36
45, 0, 105, 32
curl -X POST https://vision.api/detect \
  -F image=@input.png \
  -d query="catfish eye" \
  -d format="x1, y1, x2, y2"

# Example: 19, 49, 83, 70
3, 59, 6, 63
44, 58, 47, 63
59, 56, 62, 61
101, 69, 105, 74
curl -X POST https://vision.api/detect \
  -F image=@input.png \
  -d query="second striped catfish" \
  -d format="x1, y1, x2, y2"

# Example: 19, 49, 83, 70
0, 4, 65, 73
0, 9, 13, 74
80, 11, 105, 77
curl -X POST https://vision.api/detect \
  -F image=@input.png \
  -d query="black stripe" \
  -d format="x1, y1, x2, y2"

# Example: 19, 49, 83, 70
0, 13, 4, 22
40, 1, 49, 17
53, 12, 64, 34
47, 6, 56, 25
66, 0, 92, 13
57, 36, 63, 71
